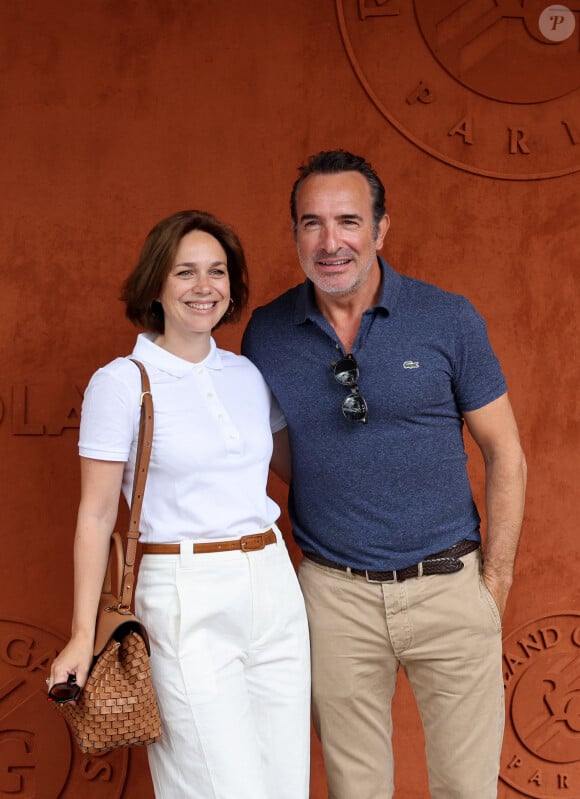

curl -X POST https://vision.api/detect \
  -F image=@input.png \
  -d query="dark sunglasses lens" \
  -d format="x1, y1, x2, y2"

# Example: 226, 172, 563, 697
334, 355, 359, 387
342, 392, 368, 423
48, 681, 81, 703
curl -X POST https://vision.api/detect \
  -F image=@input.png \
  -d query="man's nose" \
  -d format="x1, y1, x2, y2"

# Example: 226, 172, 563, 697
320, 224, 339, 252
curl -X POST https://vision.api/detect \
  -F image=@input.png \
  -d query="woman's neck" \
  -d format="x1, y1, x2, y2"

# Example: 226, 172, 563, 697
153, 330, 212, 363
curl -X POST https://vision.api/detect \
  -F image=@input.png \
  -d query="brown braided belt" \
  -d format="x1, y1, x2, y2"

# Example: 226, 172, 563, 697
303, 538, 480, 584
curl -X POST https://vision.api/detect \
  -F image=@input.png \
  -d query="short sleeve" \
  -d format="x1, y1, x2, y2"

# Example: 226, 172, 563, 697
78, 366, 136, 461
452, 299, 507, 412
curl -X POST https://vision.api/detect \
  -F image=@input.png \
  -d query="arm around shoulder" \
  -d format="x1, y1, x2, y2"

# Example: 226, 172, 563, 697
463, 393, 527, 617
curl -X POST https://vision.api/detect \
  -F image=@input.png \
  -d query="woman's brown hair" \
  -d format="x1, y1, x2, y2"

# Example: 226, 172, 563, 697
121, 210, 249, 333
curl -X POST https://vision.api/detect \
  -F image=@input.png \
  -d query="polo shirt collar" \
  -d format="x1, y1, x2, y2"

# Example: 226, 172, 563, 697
132, 333, 224, 376
292, 257, 402, 324
375, 257, 402, 313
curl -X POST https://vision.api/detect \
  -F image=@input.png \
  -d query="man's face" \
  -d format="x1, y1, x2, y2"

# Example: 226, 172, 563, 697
294, 171, 388, 298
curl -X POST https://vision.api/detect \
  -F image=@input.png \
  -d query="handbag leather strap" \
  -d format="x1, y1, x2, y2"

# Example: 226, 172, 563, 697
118, 358, 154, 610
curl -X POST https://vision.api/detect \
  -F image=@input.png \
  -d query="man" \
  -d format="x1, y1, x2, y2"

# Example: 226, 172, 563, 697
242, 150, 526, 799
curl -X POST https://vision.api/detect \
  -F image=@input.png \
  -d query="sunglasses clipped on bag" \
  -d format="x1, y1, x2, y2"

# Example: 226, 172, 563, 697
48, 674, 81, 704
332, 353, 368, 424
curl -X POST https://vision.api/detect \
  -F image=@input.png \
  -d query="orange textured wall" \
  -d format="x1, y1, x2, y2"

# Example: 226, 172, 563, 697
0, 2, 578, 797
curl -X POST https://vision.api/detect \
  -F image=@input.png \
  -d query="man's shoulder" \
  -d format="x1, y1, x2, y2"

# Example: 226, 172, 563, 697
250, 283, 305, 322
242, 283, 306, 363
398, 272, 474, 317
401, 272, 464, 301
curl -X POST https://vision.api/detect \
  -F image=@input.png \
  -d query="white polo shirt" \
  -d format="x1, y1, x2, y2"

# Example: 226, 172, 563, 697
79, 333, 285, 543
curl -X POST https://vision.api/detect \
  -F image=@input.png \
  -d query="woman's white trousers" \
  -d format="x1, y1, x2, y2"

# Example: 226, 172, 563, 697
135, 527, 311, 799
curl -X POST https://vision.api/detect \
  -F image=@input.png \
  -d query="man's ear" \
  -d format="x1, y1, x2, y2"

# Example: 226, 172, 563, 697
375, 214, 390, 250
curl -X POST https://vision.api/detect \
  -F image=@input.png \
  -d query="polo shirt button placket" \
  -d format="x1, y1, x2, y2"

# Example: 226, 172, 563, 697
196, 368, 242, 455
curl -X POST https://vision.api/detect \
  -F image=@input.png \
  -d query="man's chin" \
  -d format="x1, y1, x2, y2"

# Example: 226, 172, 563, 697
312, 273, 359, 296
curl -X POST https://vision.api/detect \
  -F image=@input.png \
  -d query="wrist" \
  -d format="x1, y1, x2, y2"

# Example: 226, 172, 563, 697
69, 628, 95, 645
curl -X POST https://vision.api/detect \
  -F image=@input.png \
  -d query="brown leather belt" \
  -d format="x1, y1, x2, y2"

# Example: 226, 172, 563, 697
141, 529, 277, 555
303, 538, 480, 584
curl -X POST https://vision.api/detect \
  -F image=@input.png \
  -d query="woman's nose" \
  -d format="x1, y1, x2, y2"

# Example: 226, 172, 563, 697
194, 275, 211, 293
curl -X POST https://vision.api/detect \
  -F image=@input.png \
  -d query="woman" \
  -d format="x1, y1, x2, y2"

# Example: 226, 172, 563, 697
49, 210, 311, 798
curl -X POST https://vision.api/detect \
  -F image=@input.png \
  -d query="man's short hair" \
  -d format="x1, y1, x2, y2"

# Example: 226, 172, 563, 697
290, 150, 386, 235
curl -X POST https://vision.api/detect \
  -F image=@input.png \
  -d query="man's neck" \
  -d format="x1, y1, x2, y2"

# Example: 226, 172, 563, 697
314, 261, 382, 353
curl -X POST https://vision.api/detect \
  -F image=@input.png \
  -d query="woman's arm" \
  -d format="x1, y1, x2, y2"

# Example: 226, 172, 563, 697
49, 458, 125, 688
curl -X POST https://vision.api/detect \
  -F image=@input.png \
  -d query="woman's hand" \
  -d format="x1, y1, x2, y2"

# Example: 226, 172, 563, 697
49, 635, 94, 691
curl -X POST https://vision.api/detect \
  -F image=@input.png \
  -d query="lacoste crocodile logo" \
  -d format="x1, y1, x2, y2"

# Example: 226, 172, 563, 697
403, 361, 420, 369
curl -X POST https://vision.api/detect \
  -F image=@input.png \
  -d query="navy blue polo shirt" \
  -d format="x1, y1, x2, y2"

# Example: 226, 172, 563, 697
242, 259, 506, 570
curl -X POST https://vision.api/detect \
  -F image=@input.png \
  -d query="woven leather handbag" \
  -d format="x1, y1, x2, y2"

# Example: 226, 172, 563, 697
54, 359, 162, 754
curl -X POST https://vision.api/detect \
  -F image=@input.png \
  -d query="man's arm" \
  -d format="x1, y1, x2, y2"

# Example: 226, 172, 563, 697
463, 393, 527, 617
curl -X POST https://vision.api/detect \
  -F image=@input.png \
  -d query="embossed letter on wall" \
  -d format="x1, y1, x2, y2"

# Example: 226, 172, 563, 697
500, 614, 580, 799
336, 1, 580, 179
0, 384, 83, 436
0, 619, 128, 798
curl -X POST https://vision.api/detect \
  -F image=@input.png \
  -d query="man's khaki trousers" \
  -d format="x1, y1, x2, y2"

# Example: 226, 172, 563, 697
299, 549, 504, 799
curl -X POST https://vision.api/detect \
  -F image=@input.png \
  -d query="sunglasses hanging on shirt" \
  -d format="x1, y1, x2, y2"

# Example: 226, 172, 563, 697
332, 353, 368, 424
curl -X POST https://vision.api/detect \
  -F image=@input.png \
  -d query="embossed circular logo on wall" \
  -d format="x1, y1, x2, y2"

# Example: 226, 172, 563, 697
500, 614, 580, 798
336, 1, 580, 179
0, 619, 128, 798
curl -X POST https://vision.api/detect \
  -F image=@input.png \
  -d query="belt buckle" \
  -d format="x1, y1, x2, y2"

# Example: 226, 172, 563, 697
365, 570, 398, 584
240, 534, 266, 552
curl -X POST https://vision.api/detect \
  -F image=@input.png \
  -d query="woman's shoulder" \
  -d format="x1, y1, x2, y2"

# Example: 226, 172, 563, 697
86, 356, 143, 400
217, 348, 262, 375
216, 350, 273, 406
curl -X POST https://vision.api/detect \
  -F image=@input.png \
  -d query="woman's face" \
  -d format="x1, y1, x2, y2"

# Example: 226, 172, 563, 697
158, 230, 231, 340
